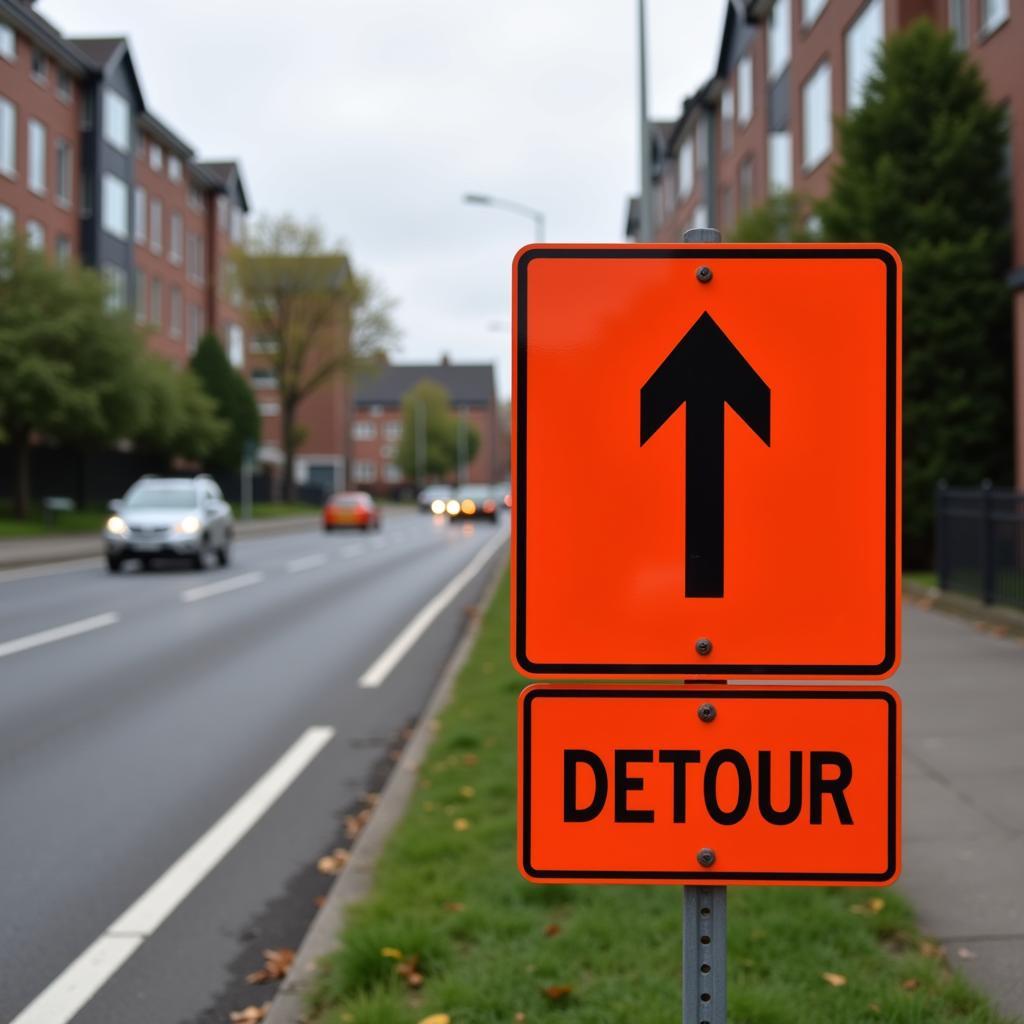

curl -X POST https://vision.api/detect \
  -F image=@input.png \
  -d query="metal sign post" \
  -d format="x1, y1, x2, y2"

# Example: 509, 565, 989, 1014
683, 885, 726, 1024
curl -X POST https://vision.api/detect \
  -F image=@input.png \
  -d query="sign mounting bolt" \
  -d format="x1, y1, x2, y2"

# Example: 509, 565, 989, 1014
697, 848, 716, 867
696, 265, 713, 283
697, 702, 716, 723
695, 637, 713, 656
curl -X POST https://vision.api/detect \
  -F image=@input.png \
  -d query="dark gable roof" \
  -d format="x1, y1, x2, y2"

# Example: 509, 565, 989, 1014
68, 35, 124, 65
355, 364, 495, 407
0, 0, 91, 73
138, 110, 194, 159
195, 160, 250, 212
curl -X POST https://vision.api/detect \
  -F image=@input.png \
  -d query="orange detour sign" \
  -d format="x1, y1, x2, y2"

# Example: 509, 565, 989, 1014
519, 685, 900, 885
511, 244, 901, 679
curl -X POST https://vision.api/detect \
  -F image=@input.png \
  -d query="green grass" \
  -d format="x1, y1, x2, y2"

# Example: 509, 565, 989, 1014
905, 571, 938, 589
310, 575, 1011, 1024
232, 502, 319, 519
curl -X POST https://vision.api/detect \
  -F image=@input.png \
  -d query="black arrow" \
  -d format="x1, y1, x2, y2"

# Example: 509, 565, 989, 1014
640, 311, 770, 598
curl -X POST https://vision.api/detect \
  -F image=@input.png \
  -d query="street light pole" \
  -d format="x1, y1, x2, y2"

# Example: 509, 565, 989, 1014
637, 0, 654, 243
462, 193, 546, 242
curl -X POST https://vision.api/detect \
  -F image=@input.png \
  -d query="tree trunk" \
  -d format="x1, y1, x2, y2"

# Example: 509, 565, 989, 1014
12, 428, 31, 520
282, 403, 296, 503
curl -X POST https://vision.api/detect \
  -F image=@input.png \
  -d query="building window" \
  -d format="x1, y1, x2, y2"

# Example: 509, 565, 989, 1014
230, 206, 244, 244
188, 184, 203, 212
216, 194, 228, 230
134, 186, 146, 243
767, 0, 791, 81
134, 269, 147, 323
187, 233, 205, 283
150, 277, 162, 326
55, 234, 71, 264
384, 420, 403, 441
677, 135, 694, 198
101, 172, 129, 240
737, 53, 754, 127
981, 0, 1009, 36
802, 61, 832, 171
167, 154, 182, 182
25, 218, 44, 250
169, 212, 183, 264
102, 88, 130, 153
258, 402, 280, 417
187, 304, 204, 354
768, 131, 793, 192
1, 24, 16, 62
739, 156, 755, 213
150, 197, 162, 253
149, 141, 163, 172
352, 460, 377, 484
251, 367, 278, 389
721, 86, 734, 154
352, 420, 377, 441
845, 0, 884, 111
803, 0, 828, 28
0, 97, 15, 177
0, 203, 15, 236
227, 323, 244, 367
55, 138, 72, 206
57, 69, 72, 103
30, 47, 46, 83
170, 287, 182, 338
102, 265, 127, 311
384, 464, 404, 484
27, 118, 46, 194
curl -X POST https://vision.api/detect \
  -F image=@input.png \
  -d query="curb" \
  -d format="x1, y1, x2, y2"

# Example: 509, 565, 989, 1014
263, 545, 508, 1024
903, 579, 1024, 639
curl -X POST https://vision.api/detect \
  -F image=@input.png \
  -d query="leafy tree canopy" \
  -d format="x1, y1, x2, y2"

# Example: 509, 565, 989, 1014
394, 379, 479, 484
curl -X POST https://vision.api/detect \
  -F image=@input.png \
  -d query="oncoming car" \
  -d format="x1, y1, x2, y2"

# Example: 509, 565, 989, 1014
443, 486, 499, 523
104, 476, 233, 572
323, 491, 381, 531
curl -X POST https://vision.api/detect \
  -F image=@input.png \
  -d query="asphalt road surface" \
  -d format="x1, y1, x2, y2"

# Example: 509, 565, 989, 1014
0, 510, 508, 1024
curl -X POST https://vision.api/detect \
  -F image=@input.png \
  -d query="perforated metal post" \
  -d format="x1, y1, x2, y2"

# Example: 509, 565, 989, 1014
683, 886, 727, 1024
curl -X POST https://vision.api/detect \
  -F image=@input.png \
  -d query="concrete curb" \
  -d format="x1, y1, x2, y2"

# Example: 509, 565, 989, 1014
903, 579, 1024, 638
263, 546, 508, 1024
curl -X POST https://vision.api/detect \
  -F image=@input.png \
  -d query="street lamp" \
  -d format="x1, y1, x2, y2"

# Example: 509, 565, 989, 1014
463, 193, 546, 242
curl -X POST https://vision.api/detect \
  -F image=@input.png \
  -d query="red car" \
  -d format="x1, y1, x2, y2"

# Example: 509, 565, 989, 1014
323, 491, 380, 531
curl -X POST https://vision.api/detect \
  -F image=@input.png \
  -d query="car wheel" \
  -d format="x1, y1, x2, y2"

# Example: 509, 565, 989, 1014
217, 544, 230, 567
141, 556, 153, 571
324, 523, 333, 532
106, 554, 123, 573
191, 540, 208, 570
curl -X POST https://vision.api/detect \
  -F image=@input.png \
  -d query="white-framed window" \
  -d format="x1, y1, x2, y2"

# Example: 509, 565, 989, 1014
384, 420, 403, 441
739, 156, 755, 213
150, 197, 162, 253
57, 69, 72, 104
55, 234, 71, 264
170, 287, 182, 338
947, 0, 967, 48
149, 141, 163, 172
102, 264, 127, 311
55, 138, 72, 206
134, 269, 146, 323
678, 135, 694, 198
721, 86, 734, 154
25, 218, 44, 250
101, 172, 129, 240
801, 60, 833, 171
0, 97, 16, 177
768, 131, 793, 192
0, 202, 15, 236
737, 53, 754, 127
352, 460, 377, 484
216, 194, 228, 230
169, 212, 183, 264
187, 304, 204, 354
167, 154, 182, 182
767, 0, 791, 81
251, 366, 278, 389
187, 232, 205, 283
27, 118, 46, 194
981, 0, 1009, 36
188, 183, 203, 212
384, 464, 404, 484
133, 186, 146, 243
352, 420, 377, 441
845, 0, 885, 111
150, 276, 162, 326
30, 47, 46, 83
258, 401, 280, 417
803, 0, 828, 28
250, 335, 279, 355
0, 23, 15, 62
230, 206, 244, 244
102, 88, 130, 153
227, 323, 244, 367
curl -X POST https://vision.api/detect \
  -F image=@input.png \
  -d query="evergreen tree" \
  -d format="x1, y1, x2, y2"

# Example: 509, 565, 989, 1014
818, 19, 1013, 565
190, 332, 260, 469
729, 192, 819, 242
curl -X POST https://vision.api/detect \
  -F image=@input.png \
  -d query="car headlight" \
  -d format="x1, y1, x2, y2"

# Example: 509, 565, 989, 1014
446, 499, 460, 516
461, 499, 476, 515
174, 514, 201, 535
431, 498, 446, 515
106, 515, 128, 536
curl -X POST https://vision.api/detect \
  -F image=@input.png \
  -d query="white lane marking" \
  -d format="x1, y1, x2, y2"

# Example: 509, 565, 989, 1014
180, 572, 264, 604
0, 557, 102, 585
287, 553, 328, 574
359, 529, 508, 689
0, 612, 120, 660
9, 726, 335, 1024
340, 545, 364, 559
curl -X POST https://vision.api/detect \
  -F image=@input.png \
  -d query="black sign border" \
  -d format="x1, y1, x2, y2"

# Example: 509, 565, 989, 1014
514, 246, 899, 678
520, 686, 899, 883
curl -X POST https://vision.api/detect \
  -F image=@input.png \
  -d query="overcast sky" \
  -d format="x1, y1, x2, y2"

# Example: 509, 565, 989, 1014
41, 0, 728, 399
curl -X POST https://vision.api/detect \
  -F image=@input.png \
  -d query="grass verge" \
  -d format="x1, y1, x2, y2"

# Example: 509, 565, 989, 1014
310, 574, 1009, 1024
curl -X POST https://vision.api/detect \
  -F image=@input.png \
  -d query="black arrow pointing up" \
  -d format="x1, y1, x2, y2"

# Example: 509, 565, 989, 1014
640, 311, 771, 599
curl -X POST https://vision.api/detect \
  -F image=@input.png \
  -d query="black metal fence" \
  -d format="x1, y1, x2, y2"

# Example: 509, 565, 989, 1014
935, 483, 1024, 610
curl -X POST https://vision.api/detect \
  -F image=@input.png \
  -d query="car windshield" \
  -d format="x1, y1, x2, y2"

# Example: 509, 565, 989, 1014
123, 487, 198, 509
332, 495, 364, 507
457, 488, 491, 502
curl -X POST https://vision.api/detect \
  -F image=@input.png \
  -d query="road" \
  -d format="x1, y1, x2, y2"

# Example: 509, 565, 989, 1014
0, 510, 508, 1024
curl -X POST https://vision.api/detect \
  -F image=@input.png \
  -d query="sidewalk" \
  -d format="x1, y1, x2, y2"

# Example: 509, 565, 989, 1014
898, 597, 1024, 1018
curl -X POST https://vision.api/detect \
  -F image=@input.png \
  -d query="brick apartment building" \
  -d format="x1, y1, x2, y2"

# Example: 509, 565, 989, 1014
629, 0, 1024, 482
0, 0, 249, 372
349, 360, 500, 495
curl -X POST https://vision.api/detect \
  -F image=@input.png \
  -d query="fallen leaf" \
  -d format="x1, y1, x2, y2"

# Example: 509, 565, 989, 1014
245, 948, 294, 984
868, 897, 886, 914
345, 808, 372, 839
317, 848, 350, 875
868, 1002, 881, 1014
544, 923, 561, 937
364, 792, 380, 806
514, 1014, 526, 1022
901, 978, 920, 991
229, 1004, 270, 1023
463, 753, 479, 766
380, 947, 403, 959
543, 985, 573, 1001
444, 901, 465, 912
919, 940, 942, 959
956, 946, 977, 960
407, 970, 425, 988
417, 1015, 450, 1024
849, 903, 869, 916
459, 785, 476, 799
453, 818, 471, 831
822, 972, 848, 987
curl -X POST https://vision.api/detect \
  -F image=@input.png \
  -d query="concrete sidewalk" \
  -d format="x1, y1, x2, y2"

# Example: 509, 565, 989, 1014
898, 597, 1024, 1018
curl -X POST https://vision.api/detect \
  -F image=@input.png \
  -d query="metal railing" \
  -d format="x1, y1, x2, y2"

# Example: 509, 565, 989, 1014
935, 482, 1024, 610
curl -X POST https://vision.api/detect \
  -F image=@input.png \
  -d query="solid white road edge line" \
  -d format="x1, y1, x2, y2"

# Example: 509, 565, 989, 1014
358, 528, 508, 689
0, 557, 102, 585
9, 725, 336, 1024
0, 612, 120, 660
287, 553, 329, 574
180, 571, 264, 603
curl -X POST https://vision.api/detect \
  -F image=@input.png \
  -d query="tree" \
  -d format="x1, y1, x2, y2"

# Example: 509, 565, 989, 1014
190, 332, 260, 469
394, 379, 479, 484
729, 192, 819, 242
0, 235, 146, 517
819, 20, 1013, 565
234, 216, 399, 500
